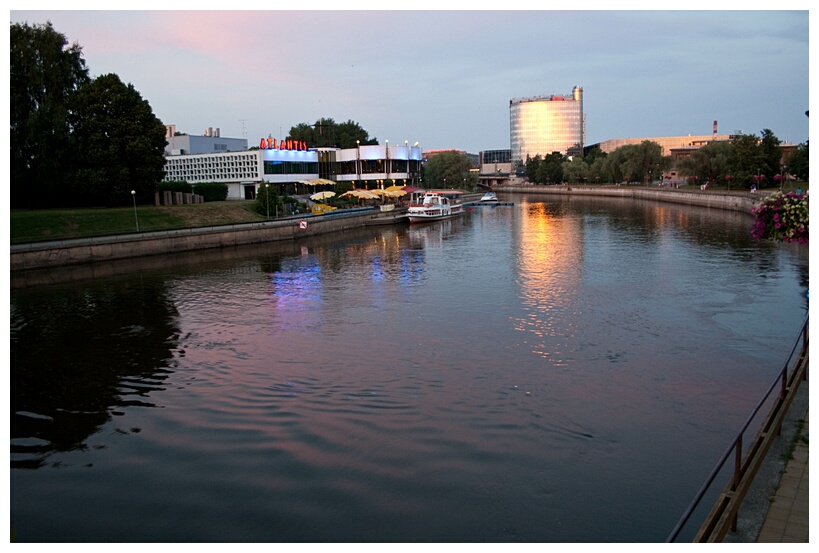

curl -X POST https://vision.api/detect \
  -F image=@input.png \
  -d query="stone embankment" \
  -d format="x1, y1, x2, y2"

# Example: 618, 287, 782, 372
10, 188, 761, 272
495, 184, 762, 214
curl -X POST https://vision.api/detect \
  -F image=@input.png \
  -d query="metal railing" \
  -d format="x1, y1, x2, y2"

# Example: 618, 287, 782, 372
666, 316, 809, 542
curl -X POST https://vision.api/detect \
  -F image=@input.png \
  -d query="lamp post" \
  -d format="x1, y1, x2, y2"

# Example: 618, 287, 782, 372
265, 184, 270, 219
131, 190, 139, 232
385, 139, 389, 183
356, 139, 361, 187
413, 141, 420, 186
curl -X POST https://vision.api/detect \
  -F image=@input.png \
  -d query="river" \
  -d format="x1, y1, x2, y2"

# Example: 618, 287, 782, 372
10, 193, 809, 542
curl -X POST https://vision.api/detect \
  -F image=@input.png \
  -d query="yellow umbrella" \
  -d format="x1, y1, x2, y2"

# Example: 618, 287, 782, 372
310, 190, 336, 201
341, 189, 379, 200
385, 185, 405, 192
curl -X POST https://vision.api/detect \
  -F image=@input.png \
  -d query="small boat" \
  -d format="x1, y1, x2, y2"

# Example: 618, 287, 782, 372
479, 191, 499, 203
407, 192, 465, 223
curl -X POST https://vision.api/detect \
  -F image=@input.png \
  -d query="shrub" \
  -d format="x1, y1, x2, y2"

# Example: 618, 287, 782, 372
156, 181, 228, 202
193, 182, 228, 202
751, 191, 808, 243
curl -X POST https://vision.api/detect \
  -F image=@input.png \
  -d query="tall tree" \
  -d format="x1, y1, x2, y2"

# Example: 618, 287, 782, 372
10, 21, 90, 208
677, 141, 733, 184
562, 156, 589, 184
540, 152, 566, 184
66, 73, 167, 206
422, 151, 475, 189
759, 128, 782, 184
524, 154, 542, 183
288, 118, 377, 148
787, 141, 809, 182
729, 133, 766, 187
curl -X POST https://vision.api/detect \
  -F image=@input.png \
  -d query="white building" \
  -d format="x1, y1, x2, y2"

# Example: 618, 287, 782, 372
163, 130, 423, 200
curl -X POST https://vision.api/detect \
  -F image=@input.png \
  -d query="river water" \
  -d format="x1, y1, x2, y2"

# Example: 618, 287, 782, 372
9, 193, 808, 542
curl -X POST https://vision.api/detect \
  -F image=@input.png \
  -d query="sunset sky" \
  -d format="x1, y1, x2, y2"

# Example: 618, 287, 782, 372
10, 5, 811, 153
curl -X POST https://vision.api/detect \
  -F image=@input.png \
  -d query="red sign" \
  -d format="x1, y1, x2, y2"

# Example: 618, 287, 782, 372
260, 138, 308, 151
298, 220, 308, 230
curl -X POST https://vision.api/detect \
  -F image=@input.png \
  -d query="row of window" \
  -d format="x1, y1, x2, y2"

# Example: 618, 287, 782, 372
164, 155, 419, 182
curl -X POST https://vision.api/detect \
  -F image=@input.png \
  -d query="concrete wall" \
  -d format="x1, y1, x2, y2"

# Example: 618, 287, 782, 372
496, 185, 762, 214
11, 189, 761, 273
10, 208, 375, 272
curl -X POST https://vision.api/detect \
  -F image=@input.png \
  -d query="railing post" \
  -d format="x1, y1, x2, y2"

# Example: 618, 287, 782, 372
732, 434, 743, 532
734, 434, 742, 489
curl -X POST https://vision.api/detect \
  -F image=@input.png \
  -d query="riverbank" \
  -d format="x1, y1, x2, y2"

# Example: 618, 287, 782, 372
10, 188, 762, 272
494, 183, 764, 214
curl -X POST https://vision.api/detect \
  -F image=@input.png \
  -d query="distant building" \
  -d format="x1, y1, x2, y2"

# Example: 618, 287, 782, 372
585, 134, 734, 157
164, 124, 248, 156
510, 86, 584, 174
478, 149, 513, 188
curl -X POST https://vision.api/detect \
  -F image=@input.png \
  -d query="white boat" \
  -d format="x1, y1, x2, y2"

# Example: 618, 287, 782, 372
407, 192, 465, 223
479, 191, 499, 203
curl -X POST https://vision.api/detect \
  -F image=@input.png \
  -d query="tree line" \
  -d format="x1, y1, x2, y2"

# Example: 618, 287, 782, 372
11, 22, 168, 208
525, 131, 808, 188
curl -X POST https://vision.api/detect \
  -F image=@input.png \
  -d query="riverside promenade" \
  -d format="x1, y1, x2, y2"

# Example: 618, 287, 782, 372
494, 182, 763, 214
757, 410, 809, 542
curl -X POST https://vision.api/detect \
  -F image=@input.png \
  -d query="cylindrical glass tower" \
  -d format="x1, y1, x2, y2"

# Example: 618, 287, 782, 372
510, 86, 584, 175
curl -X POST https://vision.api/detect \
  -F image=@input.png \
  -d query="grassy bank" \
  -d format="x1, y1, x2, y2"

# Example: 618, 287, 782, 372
10, 201, 266, 244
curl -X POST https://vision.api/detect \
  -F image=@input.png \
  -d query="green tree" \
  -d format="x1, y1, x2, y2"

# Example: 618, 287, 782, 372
288, 117, 377, 148
729, 133, 766, 187
422, 151, 475, 189
524, 154, 542, 183
540, 152, 566, 184
10, 21, 90, 208
562, 156, 589, 184
603, 147, 628, 184
587, 155, 609, 184
255, 183, 279, 217
677, 141, 733, 185
787, 141, 809, 182
759, 129, 782, 185
66, 73, 167, 206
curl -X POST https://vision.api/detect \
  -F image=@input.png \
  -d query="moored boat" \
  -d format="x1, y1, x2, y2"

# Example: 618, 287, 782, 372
407, 192, 465, 223
479, 191, 499, 203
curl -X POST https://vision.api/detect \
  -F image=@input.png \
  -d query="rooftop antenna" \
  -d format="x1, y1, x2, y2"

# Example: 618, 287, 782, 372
239, 119, 247, 141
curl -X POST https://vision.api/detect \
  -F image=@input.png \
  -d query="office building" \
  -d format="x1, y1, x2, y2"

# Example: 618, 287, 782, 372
510, 86, 584, 174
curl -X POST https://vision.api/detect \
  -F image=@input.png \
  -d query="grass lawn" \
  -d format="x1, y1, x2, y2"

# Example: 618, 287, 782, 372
10, 201, 267, 244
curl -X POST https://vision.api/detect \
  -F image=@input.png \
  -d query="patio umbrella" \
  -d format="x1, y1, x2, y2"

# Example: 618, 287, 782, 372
385, 185, 405, 192
342, 189, 380, 200
310, 191, 336, 201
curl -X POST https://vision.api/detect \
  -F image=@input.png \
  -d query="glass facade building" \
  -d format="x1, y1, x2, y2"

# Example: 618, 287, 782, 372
510, 86, 584, 174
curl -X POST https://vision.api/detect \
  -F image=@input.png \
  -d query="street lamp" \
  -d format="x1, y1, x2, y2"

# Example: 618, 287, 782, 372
356, 139, 361, 187
131, 190, 139, 232
265, 184, 270, 219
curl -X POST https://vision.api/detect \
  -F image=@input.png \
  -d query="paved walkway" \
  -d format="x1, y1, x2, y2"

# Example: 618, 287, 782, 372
757, 411, 809, 542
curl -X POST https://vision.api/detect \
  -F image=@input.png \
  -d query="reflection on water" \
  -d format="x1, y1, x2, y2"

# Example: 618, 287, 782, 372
10, 194, 808, 542
10, 279, 179, 469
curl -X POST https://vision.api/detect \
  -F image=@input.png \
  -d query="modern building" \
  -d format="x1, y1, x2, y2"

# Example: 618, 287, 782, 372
478, 149, 513, 188
510, 86, 584, 174
164, 125, 248, 156
163, 131, 423, 200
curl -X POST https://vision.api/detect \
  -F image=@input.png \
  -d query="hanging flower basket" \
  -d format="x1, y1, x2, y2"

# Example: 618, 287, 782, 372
751, 191, 808, 243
